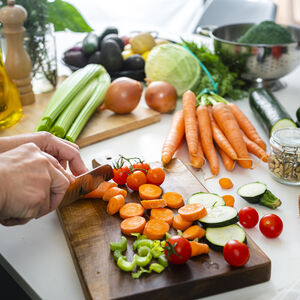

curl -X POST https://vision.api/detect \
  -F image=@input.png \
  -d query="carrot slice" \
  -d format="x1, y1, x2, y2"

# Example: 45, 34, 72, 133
150, 208, 174, 226
120, 216, 146, 235
162, 192, 184, 209
222, 195, 235, 207
102, 187, 127, 202
190, 241, 210, 257
139, 184, 162, 200
107, 195, 125, 215
178, 203, 207, 221
82, 181, 117, 199
182, 225, 206, 240
141, 199, 167, 209
172, 214, 193, 231
119, 203, 145, 219
219, 177, 233, 189
143, 219, 170, 240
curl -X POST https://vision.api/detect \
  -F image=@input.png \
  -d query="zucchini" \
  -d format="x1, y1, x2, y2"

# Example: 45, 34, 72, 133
297, 107, 300, 123
259, 190, 282, 209
188, 192, 225, 209
199, 206, 238, 227
237, 182, 267, 203
205, 224, 246, 252
82, 33, 98, 55
249, 88, 297, 137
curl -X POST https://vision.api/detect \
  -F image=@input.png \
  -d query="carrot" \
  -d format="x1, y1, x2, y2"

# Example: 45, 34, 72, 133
190, 241, 210, 257
120, 216, 146, 235
143, 219, 170, 240
228, 103, 266, 150
119, 203, 145, 219
141, 199, 167, 209
242, 132, 269, 162
182, 90, 199, 156
216, 145, 236, 171
207, 106, 237, 160
219, 177, 233, 189
138, 184, 162, 200
172, 214, 193, 231
212, 103, 252, 169
178, 203, 207, 222
196, 105, 219, 175
162, 192, 184, 209
222, 195, 235, 207
182, 225, 206, 240
107, 194, 125, 215
150, 208, 174, 226
82, 181, 117, 199
161, 110, 185, 165
102, 187, 127, 202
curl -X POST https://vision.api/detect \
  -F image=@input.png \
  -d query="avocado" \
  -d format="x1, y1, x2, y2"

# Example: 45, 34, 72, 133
63, 50, 88, 68
99, 40, 123, 72
101, 34, 125, 51
110, 69, 145, 82
98, 26, 119, 49
88, 51, 101, 64
123, 54, 145, 70
82, 33, 98, 55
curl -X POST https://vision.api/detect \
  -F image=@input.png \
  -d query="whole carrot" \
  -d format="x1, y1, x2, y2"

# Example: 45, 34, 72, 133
189, 127, 204, 168
212, 103, 252, 169
228, 103, 266, 150
216, 145, 236, 171
161, 110, 185, 165
207, 106, 237, 160
196, 105, 219, 175
242, 132, 269, 162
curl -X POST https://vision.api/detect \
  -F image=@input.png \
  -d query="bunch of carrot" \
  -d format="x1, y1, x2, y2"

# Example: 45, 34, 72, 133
161, 91, 268, 175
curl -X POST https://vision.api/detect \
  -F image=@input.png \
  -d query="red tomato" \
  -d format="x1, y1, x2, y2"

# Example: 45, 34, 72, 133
238, 207, 259, 228
259, 214, 283, 238
126, 171, 147, 191
223, 240, 250, 267
132, 162, 150, 175
113, 166, 130, 185
165, 236, 191, 264
146, 167, 165, 186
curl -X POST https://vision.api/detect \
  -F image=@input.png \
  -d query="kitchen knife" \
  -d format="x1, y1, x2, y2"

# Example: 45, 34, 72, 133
59, 164, 113, 209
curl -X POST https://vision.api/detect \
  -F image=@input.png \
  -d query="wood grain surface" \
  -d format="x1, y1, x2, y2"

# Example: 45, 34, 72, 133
57, 158, 271, 300
0, 77, 161, 147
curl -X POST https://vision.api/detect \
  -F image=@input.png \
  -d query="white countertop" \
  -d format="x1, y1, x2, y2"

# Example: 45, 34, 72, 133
1, 35, 300, 299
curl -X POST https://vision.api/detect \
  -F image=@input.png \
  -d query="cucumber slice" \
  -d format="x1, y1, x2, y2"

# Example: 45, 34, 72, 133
270, 119, 297, 136
188, 192, 225, 209
199, 206, 238, 227
237, 182, 267, 203
205, 224, 246, 252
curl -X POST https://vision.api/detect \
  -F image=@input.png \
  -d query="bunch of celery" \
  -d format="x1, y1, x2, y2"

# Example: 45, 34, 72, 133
35, 64, 110, 142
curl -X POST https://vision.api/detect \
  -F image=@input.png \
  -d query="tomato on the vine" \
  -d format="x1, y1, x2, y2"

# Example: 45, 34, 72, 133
259, 213, 283, 238
238, 207, 259, 228
113, 166, 130, 185
147, 167, 165, 186
126, 170, 147, 191
132, 162, 150, 175
164, 236, 191, 265
223, 240, 250, 267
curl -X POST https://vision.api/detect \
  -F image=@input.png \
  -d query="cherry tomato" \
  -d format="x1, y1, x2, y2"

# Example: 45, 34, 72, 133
146, 167, 165, 186
223, 240, 250, 267
164, 236, 191, 265
259, 213, 283, 238
113, 166, 130, 185
126, 170, 147, 191
238, 207, 259, 228
132, 162, 150, 175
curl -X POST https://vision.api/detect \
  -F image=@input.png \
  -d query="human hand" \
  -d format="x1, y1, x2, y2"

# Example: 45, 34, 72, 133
0, 143, 73, 226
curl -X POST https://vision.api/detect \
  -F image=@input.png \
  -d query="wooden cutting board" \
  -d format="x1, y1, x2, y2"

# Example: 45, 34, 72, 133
0, 78, 160, 147
57, 158, 271, 300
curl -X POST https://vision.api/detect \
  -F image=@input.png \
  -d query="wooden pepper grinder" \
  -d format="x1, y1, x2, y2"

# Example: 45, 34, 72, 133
0, 0, 35, 105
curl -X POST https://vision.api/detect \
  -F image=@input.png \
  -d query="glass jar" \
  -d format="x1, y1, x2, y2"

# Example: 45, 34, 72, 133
268, 128, 300, 186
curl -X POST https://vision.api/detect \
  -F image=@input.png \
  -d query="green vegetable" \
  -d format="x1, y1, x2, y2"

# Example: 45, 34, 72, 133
131, 263, 166, 279
117, 256, 136, 272
158, 254, 168, 268
237, 182, 267, 204
296, 107, 300, 123
150, 245, 164, 258
110, 236, 127, 252
133, 239, 153, 251
82, 32, 99, 55
145, 43, 201, 96
113, 250, 126, 262
134, 251, 152, 267
238, 21, 294, 44
259, 190, 282, 209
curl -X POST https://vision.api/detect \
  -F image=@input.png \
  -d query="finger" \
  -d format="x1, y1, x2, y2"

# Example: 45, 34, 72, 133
0, 218, 31, 226
57, 137, 79, 150
59, 159, 67, 170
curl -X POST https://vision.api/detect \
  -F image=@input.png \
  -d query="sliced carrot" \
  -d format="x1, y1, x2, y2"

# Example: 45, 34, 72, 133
219, 177, 233, 189
182, 225, 206, 240
102, 187, 127, 202
216, 145, 236, 171
143, 219, 170, 240
162, 192, 184, 209
172, 214, 193, 231
141, 199, 167, 209
82, 181, 117, 199
120, 216, 146, 235
222, 195, 235, 207
178, 203, 207, 222
150, 208, 174, 226
119, 203, 145, 219
107, 194, 125, 215
138, 184, 162, 200
190, 241, 210, 257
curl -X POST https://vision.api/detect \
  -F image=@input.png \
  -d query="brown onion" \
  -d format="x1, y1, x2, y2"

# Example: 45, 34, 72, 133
101, 77, 143, 114
145, 81, 177, 113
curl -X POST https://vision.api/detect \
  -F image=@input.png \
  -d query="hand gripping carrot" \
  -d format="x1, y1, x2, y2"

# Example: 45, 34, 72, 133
161, 110, 185, 165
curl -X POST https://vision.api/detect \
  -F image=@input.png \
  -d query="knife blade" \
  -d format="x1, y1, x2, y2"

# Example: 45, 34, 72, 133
59, 164, 113, 209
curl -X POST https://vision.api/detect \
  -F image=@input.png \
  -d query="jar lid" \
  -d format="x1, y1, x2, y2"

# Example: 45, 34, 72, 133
272, 127, 300, 148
